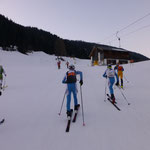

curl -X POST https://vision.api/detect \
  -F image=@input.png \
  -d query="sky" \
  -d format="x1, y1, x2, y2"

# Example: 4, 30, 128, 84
0, 0, 150, 58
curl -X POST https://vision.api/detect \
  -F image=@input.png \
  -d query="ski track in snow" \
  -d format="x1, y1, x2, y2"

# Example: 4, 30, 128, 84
0, 50, 150, 150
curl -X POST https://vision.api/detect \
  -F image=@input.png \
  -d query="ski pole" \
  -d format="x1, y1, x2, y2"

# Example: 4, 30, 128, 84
104, 78, 107, 102
80, 85, 85, 126
2, 75, 6, 90
117, 86, 130, 105
58, 90, 66, 115
124, 75, 129, 83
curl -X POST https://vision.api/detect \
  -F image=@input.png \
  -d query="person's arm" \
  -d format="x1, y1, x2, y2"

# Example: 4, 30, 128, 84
76, 71, 83, 85
62, 74, 67, 84
115, 72, 119, 85
103, 71, 107, 78
76, 71, 83, 80
114, 66, 117, 70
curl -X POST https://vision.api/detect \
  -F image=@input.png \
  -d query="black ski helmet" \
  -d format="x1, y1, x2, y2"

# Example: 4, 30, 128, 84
69, 64, 75, 70
107, 64, 112, 69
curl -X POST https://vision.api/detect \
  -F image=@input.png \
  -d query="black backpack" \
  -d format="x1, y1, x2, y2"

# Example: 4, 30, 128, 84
66, 70, 77, 83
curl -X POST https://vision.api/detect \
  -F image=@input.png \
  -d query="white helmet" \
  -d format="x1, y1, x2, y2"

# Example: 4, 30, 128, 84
69, 64, 75, 70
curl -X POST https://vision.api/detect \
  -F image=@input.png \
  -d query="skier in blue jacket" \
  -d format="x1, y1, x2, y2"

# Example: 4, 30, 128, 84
62, 65, 83, 117
103, 64, 119, 104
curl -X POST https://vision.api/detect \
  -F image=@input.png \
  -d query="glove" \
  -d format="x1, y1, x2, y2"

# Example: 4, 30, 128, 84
5, 74, 7, 76
79, 80, 83, 86
115, 81, 119, 86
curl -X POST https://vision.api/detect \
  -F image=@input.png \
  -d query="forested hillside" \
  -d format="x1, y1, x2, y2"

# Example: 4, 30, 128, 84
0, 14, 149, 61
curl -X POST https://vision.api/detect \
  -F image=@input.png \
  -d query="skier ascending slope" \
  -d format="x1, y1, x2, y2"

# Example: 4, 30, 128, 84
57, 61, 61, 69
66, 61, 69, 69
114, 63, 124, 88
62, 65, 83, 117
103, 64, 119, 104
0, 65, 6, 124
0, 65, 7, 95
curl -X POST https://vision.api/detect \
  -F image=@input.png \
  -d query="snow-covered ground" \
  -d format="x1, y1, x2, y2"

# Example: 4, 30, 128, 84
0, 49, 150, 150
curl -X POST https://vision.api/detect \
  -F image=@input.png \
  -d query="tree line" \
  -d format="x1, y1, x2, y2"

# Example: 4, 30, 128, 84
0, 14, 95, 58
0, 14, 149, 61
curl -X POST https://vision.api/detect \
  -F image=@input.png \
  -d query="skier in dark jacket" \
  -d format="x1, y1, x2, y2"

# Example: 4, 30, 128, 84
0, 65, 6, 95
57, 61, 61, 69
62, 65, 83, 117
66, 61, 69, 69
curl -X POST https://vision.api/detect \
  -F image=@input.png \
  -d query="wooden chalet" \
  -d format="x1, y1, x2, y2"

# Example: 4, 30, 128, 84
89, 46, 130, 66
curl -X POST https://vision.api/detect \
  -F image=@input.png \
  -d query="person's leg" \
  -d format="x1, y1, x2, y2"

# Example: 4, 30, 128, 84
66, 85, 72, 112
0, 79, 2, 95
72, 84, 78, 109
0, 79, 2, 89
118, 72, 122, 85
109, 78, 115, 94
109, 78, 115, 103
120, 72, 123, 87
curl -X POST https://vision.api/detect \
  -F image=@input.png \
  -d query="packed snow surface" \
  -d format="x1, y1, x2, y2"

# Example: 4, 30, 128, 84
0, 50, 150, 150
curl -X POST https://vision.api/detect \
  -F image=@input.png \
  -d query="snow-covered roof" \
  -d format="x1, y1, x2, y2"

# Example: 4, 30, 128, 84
111, 48, 128, 52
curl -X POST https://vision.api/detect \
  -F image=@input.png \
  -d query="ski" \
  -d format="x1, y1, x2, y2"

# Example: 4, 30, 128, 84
106, 94, 121, 111
72, 104, 80, 123
115, 85, 124, 90
0, 119, 5, 125
66, 109, 73, 132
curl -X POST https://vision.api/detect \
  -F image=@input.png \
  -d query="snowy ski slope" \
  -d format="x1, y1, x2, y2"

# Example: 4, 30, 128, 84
0, 50, 150, 150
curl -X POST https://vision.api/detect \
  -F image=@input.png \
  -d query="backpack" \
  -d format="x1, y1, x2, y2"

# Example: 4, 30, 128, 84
66, 70, 77, 83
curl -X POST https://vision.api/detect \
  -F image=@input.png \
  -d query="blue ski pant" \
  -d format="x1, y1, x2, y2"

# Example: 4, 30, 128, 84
108, 77, 115, 95
66, 83, 78, 111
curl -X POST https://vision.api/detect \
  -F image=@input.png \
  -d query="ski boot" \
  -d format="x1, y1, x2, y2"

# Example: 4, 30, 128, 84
66, 109, 73, 118
66, 110, 71, 117
115, 81, 119, 87
111, 94, 116, 104
121, 79, 123, 88
74, 104, 80, 111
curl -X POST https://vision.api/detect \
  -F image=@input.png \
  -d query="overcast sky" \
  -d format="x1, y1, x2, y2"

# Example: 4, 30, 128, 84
0, 0, 150, 57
